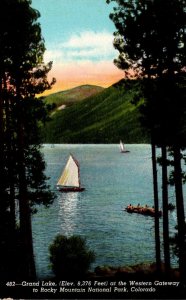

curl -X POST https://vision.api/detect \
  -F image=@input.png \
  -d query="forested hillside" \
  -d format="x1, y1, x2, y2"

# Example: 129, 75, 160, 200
42, 81, 149, 143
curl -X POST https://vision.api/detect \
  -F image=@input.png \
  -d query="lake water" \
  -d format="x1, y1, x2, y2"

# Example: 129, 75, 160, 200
32, 144, 181, 279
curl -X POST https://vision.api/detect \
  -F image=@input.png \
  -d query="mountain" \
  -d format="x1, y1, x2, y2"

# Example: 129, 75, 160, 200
42, 80, 149, 143
44, 84, 104, 108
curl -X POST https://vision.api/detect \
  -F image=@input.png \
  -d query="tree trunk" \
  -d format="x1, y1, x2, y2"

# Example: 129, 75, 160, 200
17, 119, 36, 279
4, 75, 16, 233
151, 138, 161, 273
161, 144, 171, 274
16, 80, 36, 279
0, 77, 4, 189
173, 145, 186, 279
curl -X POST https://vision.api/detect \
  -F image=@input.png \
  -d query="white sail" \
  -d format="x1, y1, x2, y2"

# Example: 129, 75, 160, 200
57, 155, 80, 187
120, 140, 124, 152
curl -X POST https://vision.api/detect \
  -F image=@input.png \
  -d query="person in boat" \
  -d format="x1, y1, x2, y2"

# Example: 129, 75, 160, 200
141, 205, 148, 214
127, 204, 133, 211
133, 203, 141, 212
141, 205, 154, 215
137, 203, 142, 210
135, 204, 147, 214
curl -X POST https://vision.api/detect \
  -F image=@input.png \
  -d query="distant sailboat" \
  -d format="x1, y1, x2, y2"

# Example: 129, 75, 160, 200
57, 154, 85, 192
120, 140, 130, 153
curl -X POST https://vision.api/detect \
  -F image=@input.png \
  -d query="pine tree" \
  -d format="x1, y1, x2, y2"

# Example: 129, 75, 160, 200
0, 0, 55, 279
107, 0, 186, 276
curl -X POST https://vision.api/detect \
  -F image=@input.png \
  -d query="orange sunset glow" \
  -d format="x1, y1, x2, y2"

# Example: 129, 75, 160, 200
32, 1, 125, 96
44, 60, 124, 96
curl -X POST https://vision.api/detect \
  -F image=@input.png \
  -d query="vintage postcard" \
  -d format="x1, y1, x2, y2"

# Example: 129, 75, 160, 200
0, 0, 185, 299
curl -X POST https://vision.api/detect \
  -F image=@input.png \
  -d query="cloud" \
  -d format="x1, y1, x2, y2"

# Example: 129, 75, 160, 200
44, 49, 63, 62
43, 31, 123, 94
44, 30, 117, 63
62, 31, 113, 49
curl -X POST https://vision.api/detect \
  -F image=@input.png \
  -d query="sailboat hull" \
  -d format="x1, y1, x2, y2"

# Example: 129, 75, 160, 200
121, 150, 130, 153
58, 186, 85, 192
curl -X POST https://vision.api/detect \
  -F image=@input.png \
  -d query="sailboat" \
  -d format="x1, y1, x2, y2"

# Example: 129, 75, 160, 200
120, 140, 130, 153
57, 154, 85, 192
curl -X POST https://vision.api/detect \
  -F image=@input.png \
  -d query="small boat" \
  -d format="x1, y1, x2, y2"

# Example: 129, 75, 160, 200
124, 205, 162, 217
120, 140, 130, 153
57, 154, 85, 192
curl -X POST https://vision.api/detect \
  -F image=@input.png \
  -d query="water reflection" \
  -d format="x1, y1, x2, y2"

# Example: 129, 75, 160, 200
58, 193, 79, 236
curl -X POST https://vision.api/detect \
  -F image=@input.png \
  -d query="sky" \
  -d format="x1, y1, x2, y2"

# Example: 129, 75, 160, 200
31, 0, 124, 94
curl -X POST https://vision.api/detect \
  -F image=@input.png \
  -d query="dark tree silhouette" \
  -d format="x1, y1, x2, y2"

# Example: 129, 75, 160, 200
49, 235, 95, 279
0, 0, 55, 279
107, 0, 186, 277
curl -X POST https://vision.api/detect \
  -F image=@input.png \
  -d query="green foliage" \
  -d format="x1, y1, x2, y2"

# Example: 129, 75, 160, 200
18, 97, 56, 209
107, 0, 186, 144
42, 80, 149, 143
49, 235, 95, 279
107, 0, 185, 78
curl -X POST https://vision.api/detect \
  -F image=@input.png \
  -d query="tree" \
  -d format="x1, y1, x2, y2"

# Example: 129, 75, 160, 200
0, 0, 55, 279
107, 0, 186, 277
49, 235, 95, 279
